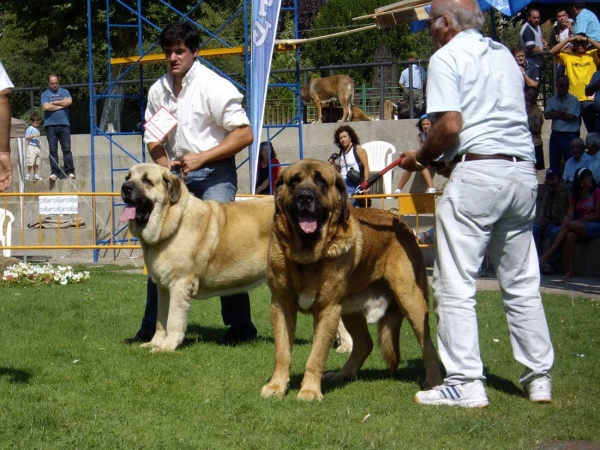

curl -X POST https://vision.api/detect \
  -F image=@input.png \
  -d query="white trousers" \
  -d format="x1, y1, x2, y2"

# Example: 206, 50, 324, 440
433, 160, 554, 385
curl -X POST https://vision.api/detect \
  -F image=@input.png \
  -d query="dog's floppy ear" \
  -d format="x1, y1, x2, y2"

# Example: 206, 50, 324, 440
334, 173, 350, 221
164, 172, 182, 204
273, 172, 286, 212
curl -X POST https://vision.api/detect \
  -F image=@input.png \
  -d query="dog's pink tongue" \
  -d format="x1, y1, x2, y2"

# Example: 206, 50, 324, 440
119, 206, 136, 223
299, 216, 318, 233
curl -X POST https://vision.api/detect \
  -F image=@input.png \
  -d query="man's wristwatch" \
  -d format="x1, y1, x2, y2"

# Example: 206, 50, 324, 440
415, 160, 426, 171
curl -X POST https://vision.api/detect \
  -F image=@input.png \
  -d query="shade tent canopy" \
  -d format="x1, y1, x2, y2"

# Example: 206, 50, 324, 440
478, 0, 600, 16
364, 0, 600, 33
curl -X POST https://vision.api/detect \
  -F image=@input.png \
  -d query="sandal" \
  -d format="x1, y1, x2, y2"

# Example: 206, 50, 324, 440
539, 259, 554, 275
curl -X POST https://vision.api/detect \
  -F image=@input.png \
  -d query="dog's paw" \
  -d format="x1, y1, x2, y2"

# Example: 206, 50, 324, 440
158, 339, 180, 352
322, 371, 357, 383
297, 388, 323, 402
261, 382, 287, 399
335, 344, 352, 353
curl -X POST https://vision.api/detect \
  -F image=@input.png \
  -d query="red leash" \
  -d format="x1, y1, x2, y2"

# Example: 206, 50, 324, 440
350, 157, 404, 197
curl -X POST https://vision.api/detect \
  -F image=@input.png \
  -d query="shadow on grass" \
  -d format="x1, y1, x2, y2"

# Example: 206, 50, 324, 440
283, 358, 431, 395
183, 323, 311, 347
485, 370, 522, 397
0, 367, 32, 384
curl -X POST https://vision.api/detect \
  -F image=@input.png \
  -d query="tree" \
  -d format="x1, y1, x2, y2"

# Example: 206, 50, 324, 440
301, 0, 434, 86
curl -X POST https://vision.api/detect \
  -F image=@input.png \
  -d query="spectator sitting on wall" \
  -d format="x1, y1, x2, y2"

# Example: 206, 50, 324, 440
534, 169, 571, 275
586, 132, 600, 183
395, 114, 437, 194
539, 167, 600, 278
563, 137, 591, 186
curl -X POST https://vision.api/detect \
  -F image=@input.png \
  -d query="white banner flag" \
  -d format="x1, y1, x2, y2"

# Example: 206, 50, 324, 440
250, 0, 282, 193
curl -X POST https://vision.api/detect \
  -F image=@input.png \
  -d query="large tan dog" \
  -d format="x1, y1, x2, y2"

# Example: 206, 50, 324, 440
261, 159, 442, 401
119, 163, 274, 352
301, 74, 355, 123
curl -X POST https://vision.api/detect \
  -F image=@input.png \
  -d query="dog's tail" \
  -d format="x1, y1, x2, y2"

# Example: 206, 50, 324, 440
377, 308, 403, 373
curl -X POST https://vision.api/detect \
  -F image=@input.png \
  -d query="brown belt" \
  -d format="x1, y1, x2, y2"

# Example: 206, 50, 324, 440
454, 154, 526, 164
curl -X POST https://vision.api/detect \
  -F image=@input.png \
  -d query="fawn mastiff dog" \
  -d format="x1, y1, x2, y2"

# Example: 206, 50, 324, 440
119, 163, 274, 352
301, 74, 355, 123
261, 159, 442, 402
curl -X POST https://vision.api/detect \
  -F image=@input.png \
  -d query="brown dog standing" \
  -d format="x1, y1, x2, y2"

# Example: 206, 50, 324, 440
261, 159, 442, 401
301, 74, 355, 123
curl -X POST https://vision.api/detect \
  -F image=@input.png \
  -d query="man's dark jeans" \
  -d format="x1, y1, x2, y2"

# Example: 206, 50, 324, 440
549, 131, 578, 176
46, 125, 75, 177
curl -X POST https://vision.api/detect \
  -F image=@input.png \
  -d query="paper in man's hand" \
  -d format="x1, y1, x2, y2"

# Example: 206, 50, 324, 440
144, 106, 177, 141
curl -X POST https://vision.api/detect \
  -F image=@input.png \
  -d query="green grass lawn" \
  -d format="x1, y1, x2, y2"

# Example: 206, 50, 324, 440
0, 265, 598, 449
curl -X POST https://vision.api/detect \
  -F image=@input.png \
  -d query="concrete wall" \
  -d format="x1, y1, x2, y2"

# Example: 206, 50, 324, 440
9, 118, 557, 194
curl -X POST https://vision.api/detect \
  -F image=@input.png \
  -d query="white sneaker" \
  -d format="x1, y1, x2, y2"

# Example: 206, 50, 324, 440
523, 376, 552, 403
415, 380, 489, 408
25, 174, 30, 181
425, 188, 437, 194
394, 188, 402, 194
34, 175, 42, 181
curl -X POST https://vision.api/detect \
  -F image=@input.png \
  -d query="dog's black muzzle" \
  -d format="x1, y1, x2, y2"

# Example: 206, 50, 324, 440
120, 180, 153, 223
293, 187, 319, 215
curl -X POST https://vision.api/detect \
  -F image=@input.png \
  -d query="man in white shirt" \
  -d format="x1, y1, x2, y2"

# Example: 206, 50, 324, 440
398, 58, 427, 104
0, 61, 14, 192
124, 22, 257, 347
399, 0, 554, 408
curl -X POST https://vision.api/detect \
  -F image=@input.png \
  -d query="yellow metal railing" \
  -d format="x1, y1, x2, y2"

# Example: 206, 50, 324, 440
0, 192, 436, 253
0, 192, 139, 251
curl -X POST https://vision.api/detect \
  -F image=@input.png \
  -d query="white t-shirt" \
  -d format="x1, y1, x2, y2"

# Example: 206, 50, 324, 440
340, 145, 360, 180
144, 60, 250, 160
426, 29, 535, 165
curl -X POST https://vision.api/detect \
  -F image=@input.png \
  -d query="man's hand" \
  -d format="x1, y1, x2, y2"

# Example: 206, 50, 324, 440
0, 153, 13, 192
180, 152, 207, 175
398, 150, 423, 172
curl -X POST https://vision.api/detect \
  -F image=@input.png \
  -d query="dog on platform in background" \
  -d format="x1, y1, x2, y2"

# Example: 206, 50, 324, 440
301, 74, 355, 123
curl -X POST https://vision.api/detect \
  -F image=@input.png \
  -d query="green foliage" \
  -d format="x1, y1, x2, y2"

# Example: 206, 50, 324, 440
301, 0, 434, 86
0, 268, 598, 448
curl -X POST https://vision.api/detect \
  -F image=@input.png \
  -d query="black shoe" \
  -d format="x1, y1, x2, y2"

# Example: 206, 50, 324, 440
123, 331, 153, 345
217, 327, 257, 347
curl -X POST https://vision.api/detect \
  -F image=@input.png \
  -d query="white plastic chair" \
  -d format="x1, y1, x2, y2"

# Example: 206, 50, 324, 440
0, 208, 15, 257
361, 141, 397, 194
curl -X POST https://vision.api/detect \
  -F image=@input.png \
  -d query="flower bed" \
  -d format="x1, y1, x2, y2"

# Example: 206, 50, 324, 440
1, 263, 90, 286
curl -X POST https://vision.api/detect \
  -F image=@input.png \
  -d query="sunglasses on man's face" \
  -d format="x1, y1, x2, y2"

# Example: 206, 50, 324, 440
425, 15, 443, 29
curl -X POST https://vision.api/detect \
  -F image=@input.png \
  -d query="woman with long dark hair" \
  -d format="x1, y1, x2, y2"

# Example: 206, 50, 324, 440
255, 141, 280, 195
394, 114, 436, 194
539, 167, 600, 277
331, 125, 370, 206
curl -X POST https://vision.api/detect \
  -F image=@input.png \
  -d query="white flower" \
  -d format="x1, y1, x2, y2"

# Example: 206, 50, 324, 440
1, 263, 91, 286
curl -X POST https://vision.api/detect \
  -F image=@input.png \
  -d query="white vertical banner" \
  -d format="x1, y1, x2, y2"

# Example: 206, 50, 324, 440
250, 0, 282, 194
